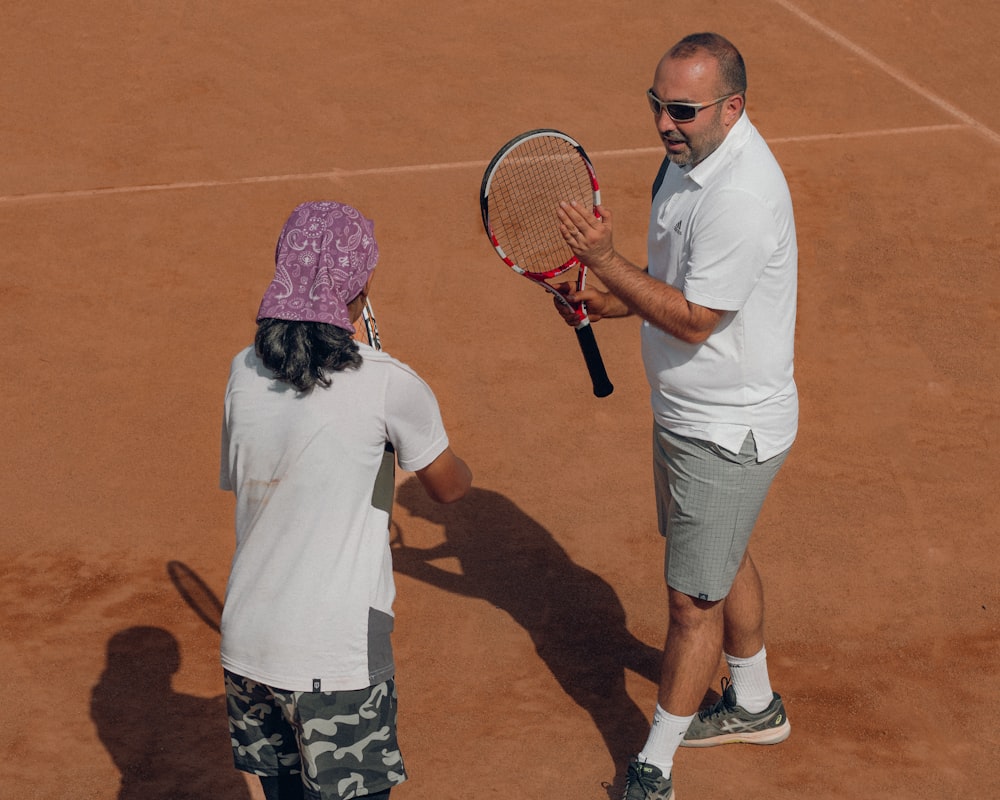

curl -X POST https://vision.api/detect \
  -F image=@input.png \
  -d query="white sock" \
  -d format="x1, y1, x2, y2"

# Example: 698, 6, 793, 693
726, 646, 774, 713
637, 704, 694, 775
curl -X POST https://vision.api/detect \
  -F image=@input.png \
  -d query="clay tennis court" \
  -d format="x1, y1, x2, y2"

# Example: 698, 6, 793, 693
3, 1, 997, 798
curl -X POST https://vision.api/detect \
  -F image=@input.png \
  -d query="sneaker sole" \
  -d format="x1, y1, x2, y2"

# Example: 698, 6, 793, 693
680, 719, 790, 748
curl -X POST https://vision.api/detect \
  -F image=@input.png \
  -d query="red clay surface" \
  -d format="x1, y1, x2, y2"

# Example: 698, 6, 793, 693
3, 2, 998, 798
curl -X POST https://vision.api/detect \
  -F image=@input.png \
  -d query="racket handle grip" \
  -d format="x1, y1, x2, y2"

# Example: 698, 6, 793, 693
575, 322, 614, 398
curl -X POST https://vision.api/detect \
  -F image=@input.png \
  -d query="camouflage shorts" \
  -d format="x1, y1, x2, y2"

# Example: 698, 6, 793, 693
224, 670, 407, 800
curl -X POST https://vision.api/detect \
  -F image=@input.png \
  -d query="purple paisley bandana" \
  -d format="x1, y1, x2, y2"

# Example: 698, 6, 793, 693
257, 201, 379, 331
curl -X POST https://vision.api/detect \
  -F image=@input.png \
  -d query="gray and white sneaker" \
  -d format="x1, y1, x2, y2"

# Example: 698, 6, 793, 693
681, 678, 790, 747
621, 758, 674, 800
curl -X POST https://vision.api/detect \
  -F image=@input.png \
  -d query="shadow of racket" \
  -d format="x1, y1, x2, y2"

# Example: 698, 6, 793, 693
167, 560, 223, 634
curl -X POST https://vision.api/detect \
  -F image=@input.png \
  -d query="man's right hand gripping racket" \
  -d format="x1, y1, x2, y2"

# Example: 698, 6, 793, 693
479, 128, 614, 398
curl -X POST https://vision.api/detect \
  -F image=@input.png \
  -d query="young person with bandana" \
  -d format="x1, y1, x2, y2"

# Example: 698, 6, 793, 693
218, 201, 472, 800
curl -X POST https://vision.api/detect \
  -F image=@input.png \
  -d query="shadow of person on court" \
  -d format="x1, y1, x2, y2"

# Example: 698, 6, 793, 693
392, 478, 662, 789
90, 626, 251, 800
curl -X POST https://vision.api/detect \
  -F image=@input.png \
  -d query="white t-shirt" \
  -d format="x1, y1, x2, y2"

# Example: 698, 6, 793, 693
218, 343, 449, 691
642, 113, 798, 461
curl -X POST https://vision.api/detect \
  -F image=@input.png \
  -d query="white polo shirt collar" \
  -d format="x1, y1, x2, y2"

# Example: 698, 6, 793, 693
682, 112, 753, 187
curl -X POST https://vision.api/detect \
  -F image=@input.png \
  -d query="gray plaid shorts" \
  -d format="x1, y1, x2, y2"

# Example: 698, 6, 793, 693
224, 670, 406, 800
653, 425, 789, 601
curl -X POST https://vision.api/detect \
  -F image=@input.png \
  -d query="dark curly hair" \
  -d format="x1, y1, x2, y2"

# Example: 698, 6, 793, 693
255, 318, 362, 393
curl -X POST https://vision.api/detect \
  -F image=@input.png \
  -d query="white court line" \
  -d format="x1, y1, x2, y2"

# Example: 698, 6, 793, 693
769, 123, 968, 143
0, 162, 485, 205
0, 124, 974, 205
769, 0, 1000, 146
598, 123, 968, 157
2, 7, 996, 207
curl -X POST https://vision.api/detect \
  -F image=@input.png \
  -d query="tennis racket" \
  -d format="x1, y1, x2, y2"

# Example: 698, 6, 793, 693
360, 297, 382, 350
480, 128, 614, 398
357, 298, 397, 516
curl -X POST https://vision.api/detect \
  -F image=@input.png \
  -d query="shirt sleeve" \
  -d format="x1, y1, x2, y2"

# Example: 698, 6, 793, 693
383, 364, 449, 472
684, 187, 779, 311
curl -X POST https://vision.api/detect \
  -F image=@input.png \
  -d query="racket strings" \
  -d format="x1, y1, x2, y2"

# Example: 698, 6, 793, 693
488, 137, 595, 277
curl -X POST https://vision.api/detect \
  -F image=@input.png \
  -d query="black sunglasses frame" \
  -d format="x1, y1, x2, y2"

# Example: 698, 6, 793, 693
646, 88, 736, 122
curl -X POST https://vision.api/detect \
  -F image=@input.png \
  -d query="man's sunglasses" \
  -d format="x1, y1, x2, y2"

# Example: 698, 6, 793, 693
646, 88, 735, 122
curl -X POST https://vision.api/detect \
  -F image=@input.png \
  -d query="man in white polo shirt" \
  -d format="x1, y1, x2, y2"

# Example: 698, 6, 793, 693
556, 32, 797, 800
